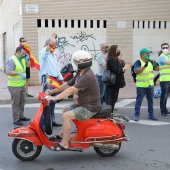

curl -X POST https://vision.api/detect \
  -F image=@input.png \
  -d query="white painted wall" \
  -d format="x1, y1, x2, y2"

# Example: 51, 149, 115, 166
13, 21, 22, 49
0, 0, 22, 71
38, 20, 106, 74
133, 29, 170, 62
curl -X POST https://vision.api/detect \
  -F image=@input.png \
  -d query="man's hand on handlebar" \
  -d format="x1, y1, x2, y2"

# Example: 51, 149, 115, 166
45, 88, 59, 95
45, 89, 53, 95
45, 95, 56, 102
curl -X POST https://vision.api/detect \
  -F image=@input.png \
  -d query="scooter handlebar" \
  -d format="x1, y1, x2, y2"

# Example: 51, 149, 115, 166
44, 95, 62, 103
37, 92, 49, 100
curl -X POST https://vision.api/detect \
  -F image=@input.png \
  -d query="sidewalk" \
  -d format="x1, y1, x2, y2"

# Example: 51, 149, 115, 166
0, 71, 136, 104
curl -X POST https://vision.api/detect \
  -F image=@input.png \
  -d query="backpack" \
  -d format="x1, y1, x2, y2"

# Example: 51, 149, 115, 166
131, 60, 141, 83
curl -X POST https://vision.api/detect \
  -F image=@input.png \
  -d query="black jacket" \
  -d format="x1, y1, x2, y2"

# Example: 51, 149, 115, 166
107, 57, 126, 88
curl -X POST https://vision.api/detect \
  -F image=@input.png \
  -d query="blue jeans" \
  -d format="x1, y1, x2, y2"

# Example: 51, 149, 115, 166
97, 75, 105, 105
160, 81, 170, 114
134, 86, 154, 118
40, 76, 57, 129
97, 75, 110, 105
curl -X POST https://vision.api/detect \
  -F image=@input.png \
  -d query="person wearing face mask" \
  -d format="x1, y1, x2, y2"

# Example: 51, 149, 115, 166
133, 48, 159, 121
19, 37, 33, 97
6, 46, 30, 125
106, 45, 132, 113
39, 33, 63, 130
96, 43, 110, 105
158, 43, 170, 119
45, 50, 100, 151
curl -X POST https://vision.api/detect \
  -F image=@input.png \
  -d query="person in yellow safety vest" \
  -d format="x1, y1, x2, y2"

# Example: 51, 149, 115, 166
133, 48, 159, 121
6, 46, 30, 126
158, 43, 170, 119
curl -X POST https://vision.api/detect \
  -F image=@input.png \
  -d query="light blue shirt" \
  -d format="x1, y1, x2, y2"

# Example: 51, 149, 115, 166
158, 53, 170, 66
96, 53, 107, 75
39, 47, 63, 80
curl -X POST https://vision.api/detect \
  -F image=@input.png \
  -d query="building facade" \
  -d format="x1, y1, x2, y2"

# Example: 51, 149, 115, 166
0, 0, 170, 85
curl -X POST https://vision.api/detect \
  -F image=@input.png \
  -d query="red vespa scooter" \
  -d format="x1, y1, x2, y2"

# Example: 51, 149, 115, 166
8, 92, 130, 161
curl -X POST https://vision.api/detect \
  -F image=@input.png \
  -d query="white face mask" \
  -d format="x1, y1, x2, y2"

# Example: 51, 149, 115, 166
162, 49, 168, 54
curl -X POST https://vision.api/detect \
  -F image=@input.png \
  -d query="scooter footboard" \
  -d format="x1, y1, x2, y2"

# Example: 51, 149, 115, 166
8, 127, 43, 146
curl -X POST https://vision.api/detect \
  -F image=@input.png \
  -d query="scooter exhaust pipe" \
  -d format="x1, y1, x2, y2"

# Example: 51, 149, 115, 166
93, 143, 120, 150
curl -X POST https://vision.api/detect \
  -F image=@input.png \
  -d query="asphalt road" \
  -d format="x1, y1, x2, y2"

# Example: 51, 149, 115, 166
0, 99, 170, 170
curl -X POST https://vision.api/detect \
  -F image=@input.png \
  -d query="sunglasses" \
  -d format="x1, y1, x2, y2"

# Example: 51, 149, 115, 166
162, 47, 168, 49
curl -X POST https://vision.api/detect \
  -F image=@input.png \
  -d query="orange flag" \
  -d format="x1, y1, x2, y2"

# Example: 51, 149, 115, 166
20, 44, 40, 71
47, 76, 62, 89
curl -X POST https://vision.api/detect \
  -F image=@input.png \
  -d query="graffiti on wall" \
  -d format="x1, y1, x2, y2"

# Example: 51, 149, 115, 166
81, 42, 100, 59
56, 50, 72, 66
56, 31, 101, 67
57, 37, 75, 51
70, 31, 96, 43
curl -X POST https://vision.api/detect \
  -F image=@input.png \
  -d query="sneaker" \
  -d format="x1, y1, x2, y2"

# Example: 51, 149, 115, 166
27, 93, 33, 97
134, 116, 139, 121
166, 111, 170, 115
148, 114, 158, 121
13, 120, 23, 126
52, 122, 62, 127
161, 113, 169, 119
20, 117, 30, 121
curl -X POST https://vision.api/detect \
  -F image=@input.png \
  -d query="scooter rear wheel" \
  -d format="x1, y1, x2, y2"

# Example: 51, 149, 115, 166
44, 106, 53, 135
94, 143, 121, 157
12, 139, 42, 161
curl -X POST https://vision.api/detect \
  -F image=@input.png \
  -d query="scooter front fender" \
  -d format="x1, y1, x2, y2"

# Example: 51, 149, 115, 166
8, 127, 43, 146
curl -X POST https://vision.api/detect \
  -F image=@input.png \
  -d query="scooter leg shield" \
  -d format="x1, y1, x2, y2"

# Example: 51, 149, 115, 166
8, 127, 43, 146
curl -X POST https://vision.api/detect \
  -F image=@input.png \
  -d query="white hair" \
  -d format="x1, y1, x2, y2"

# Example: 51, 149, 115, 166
44, 37, 51, 47
100, 43, 106, 50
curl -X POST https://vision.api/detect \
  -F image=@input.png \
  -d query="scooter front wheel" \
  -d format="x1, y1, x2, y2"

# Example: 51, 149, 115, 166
94, 143, 121, 157
12, 139, 42, 161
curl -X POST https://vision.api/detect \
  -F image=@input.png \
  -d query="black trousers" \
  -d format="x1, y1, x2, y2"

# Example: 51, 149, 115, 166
108, 86, 119, 112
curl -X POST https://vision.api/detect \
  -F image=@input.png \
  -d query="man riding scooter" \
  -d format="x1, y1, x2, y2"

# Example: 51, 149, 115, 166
46, 50, 101, 151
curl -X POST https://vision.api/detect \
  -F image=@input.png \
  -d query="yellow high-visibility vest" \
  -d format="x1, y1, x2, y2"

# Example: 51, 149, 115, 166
159, 53, 170, 82
8, 55, 26, 87
136, 59, 154, 87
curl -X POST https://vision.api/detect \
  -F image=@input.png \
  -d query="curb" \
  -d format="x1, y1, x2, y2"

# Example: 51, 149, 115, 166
0, 98, 73, 105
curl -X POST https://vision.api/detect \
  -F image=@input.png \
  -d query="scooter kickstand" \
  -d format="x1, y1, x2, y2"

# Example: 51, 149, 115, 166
68, 147, 83, 152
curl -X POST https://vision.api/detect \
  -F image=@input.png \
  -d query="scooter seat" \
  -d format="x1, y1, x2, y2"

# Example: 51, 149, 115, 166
91, 105, 112, 118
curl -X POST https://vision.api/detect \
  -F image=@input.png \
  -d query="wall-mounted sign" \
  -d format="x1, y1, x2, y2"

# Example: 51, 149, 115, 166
26, 4, 39, 13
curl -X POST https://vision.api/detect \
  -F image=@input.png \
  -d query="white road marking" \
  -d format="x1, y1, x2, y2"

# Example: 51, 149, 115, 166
129, 119, 170, 125
166, 98, 170, 106
54, 110, 63, 114
115, 99, 136, 107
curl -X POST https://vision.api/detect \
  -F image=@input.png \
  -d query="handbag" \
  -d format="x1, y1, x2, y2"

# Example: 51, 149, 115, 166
102, 69, 116, 85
